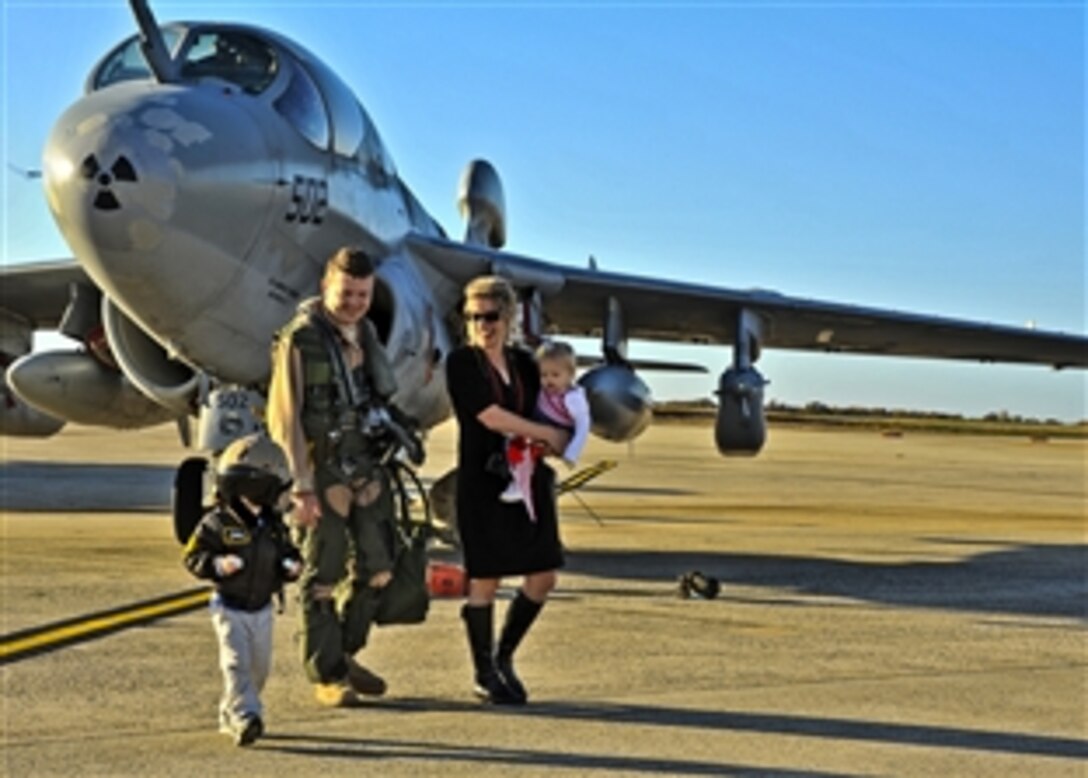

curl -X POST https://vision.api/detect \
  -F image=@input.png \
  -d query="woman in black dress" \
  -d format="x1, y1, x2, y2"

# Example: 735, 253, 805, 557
445, 276, 569, 704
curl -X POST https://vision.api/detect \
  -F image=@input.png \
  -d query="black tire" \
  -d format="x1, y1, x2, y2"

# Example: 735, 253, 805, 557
173, 457, 208, 544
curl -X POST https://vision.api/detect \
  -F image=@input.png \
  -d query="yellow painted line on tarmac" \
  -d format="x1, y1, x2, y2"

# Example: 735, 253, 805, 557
0, 586, 211, 664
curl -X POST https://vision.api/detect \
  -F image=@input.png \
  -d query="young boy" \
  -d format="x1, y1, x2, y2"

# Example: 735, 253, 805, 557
183, 433, 302, 747
501, 340, 591, 520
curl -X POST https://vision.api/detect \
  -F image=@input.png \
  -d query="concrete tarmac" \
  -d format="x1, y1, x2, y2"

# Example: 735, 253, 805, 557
2, 422, 1085, 776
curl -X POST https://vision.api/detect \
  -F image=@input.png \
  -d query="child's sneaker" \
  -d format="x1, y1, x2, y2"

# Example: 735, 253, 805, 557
234, 715, 263, 747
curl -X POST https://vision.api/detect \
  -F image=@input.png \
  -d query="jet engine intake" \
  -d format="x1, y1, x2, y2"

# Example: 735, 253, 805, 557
370, 256, 452, 430
458, 159, 506, 249
102, 298, 199, 417
577, 364, 652, 442
715, 366, 766, 455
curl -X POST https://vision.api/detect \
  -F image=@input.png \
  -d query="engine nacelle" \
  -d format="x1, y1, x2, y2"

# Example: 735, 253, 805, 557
457, 159, 506, 249
102, 298, 200, 417
715, 367, 766, 455
370, 255, 452, 430
578, 364, 653, 442
7, 350, 175, 429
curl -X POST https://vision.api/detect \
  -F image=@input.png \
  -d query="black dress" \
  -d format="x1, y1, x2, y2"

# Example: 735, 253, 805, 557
445, 346, 564, 578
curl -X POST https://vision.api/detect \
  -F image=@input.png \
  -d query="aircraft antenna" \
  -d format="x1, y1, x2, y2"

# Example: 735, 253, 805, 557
7, 163, 42, 180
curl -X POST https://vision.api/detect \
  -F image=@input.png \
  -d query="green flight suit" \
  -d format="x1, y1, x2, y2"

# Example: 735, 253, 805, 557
274, 301, 399, 684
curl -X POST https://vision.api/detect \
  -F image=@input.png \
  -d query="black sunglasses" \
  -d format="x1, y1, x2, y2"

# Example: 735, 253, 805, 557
466, 311, 501, 323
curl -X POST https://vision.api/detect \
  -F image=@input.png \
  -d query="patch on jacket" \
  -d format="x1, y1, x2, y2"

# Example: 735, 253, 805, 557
221, 526, 251, 546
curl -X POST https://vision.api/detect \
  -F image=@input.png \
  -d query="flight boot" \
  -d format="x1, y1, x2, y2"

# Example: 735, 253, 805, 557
346, 656, 387, 697
313, 681, 359, 708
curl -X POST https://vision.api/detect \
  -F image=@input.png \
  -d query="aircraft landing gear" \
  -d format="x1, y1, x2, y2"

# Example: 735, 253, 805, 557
173, 456, 208, 544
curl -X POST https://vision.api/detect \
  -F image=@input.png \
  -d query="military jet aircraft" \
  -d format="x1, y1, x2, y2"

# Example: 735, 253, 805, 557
3, 0, 1086, 482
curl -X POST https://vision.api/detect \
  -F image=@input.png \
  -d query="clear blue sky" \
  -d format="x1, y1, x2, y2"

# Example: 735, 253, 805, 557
2, 1, 1085, 421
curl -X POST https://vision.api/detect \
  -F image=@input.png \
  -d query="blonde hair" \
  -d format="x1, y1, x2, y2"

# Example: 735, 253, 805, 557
463, 275, 517, 325
536, 340, 577, 373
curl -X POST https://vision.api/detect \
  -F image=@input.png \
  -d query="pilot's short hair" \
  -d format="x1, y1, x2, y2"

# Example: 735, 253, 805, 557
536, 340, 576, 373
325, 247, 375, 280
463, 275, 516, 323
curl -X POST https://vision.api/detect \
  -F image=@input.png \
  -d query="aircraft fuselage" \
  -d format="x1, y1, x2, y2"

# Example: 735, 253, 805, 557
41, 20, 456, 427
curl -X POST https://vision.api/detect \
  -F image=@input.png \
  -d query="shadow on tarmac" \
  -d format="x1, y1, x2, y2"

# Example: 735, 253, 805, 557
260, 731, 848, 776
0, 462, 173, 512
0, 461, 697, 513
564, 545, 1088, 621
260, 698, 1087, 767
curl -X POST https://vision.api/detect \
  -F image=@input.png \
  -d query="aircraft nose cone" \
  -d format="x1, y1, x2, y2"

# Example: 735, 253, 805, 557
42, 83, 273, 317
44, 92, 190, 266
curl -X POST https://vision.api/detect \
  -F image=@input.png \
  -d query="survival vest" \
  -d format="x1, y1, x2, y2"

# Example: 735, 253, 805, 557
274, 298, 398, 476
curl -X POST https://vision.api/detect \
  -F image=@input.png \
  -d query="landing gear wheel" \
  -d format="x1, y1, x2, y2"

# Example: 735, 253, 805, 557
173, 456, 208, 544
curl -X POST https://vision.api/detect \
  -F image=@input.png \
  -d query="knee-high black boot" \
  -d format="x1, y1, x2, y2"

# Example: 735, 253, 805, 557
495, 591, 544, 703
461, 603, 520, 704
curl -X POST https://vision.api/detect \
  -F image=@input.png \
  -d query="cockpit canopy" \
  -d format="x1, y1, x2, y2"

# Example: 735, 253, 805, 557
180, 31, 278, 94
91, 27, 183, 90
86, 23, 396, 177
92, 27, 277, 95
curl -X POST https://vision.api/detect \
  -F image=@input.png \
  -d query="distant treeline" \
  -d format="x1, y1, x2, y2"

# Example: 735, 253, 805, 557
652, 399, 1087, 439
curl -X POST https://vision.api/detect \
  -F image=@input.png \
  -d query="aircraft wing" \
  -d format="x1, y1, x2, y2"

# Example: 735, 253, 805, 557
0, 260, 87, 329
407, 234, 1088, 369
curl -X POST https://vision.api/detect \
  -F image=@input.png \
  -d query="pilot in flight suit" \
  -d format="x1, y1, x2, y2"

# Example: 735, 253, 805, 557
267, 246, 400, 707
